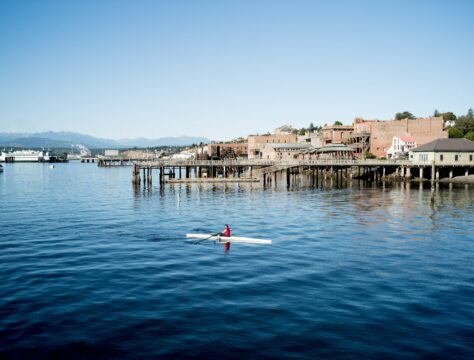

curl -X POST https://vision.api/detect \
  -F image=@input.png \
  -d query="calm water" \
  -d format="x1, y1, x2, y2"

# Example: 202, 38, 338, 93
1, 163, 474, 359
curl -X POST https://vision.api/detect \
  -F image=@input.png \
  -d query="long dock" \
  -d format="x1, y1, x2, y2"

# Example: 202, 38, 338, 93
129, 159, 474, 188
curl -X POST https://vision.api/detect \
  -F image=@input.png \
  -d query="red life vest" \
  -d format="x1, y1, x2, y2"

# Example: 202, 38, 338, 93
223, 226, 230, 237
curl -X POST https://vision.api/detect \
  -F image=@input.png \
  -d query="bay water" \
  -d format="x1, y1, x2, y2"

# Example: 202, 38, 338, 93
1, 163, 473, 359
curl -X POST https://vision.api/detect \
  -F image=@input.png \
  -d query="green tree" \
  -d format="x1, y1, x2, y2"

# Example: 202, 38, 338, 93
448, 127, 464, 138
308, 122, 315, 132
298, 128, 306, 136
454, 109, 474, 134
395, 111, 415, 120
465, 131, 474, 141
364, 151, 376, 159
434, 109, 440, 117
334, 120, 343, 126
441, 112, 456, 121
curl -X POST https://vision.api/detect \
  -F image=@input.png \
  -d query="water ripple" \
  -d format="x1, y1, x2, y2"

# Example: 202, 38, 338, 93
1, 163, 474, 359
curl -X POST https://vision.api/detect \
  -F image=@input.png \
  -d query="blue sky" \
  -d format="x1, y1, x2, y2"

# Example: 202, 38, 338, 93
1, 0, 473, 140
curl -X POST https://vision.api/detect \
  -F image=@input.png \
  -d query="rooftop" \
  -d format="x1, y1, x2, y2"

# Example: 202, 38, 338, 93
317, 144, 353, 153
411, 138, 474, 152
399, 136, 416, 142
269, 143, 312, 150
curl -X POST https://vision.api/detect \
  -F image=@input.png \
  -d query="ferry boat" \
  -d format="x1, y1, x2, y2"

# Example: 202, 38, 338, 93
0, 150, 51, 163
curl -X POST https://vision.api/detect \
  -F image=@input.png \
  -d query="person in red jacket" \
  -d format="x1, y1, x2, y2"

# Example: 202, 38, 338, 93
222, 224, 231, 237
220, 225, 231, 252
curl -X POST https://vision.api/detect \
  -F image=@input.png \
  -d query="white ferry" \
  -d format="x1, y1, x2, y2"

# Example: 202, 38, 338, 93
0, 150, 51, 163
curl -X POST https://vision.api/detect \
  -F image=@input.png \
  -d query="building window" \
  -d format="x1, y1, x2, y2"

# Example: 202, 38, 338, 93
470, 154, 473, 161
419, 154, 428, 162
455, 155, 459, 161
440, 154, 443, 161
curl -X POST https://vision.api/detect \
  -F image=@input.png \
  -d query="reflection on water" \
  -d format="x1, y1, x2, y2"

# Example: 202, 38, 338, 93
0, 163, 473, 359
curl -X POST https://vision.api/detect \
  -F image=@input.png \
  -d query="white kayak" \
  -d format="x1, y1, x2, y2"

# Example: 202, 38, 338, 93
186, 233, 272, 245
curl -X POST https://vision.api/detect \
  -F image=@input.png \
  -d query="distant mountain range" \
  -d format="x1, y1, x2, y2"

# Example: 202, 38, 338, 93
0, 131, 210, 149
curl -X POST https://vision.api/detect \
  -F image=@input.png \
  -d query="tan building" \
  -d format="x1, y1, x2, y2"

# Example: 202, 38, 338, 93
322, 125, 354, 145
298, 144, 353, 160
353, 117, 447, 158
297, 131, 323, 147
261, 143, 311, 160
274, 125, 295, 135
204, 143, 248, 159
371, 117, 447, 158
248, 134, 297, 159
410, 138, 474, 165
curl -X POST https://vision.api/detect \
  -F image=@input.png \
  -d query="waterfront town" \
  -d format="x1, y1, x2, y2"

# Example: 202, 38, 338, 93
99, 112, 473, 186
2, 112, 474, 185
117, 112, 473, 165
122, 112, 473, 169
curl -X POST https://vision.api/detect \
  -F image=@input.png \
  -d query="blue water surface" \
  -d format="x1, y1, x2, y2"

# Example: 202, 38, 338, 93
0, 162, 473, 359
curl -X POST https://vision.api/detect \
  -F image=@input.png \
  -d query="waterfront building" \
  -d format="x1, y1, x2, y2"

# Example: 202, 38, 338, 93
104, 149, 119, 157
202, 143, 248, 159
409, 138, 474, 165
171, 152, 195, 160
322, 125, 354, 145
316, 144, 354, 160
350, 118, 379, 158
248, 134, 297, 159
297, 144, 354, 160
353, 116, 447, 158
119, 150, 159, 160
386, 136, 417, 159
67, 153, 82, 160
261, 143, 311, 160
297, 131, 323, 147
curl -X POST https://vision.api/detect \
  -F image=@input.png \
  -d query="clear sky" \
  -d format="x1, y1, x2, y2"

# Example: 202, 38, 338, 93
1, 0, 473, 140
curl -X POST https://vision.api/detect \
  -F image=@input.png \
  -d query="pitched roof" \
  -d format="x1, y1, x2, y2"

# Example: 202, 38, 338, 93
269, 143, 311, 150
411, 138, 474, 152
399, 136, 416, 143
317, 144, 353, 153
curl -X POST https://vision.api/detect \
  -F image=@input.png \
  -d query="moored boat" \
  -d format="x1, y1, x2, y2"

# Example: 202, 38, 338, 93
0, 150, 50, 163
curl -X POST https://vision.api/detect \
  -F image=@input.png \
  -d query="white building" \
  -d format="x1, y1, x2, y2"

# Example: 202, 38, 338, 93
171, 152, 195, 160
409, 138, 474, 164
104, 149, 119, 156
261, 143, 311, 160
386, 136, 417, 159
274, 125, 295, 135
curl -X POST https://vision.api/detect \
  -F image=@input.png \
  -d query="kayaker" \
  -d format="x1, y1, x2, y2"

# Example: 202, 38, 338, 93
221, 224, 230, 237
221, 225, 231, 252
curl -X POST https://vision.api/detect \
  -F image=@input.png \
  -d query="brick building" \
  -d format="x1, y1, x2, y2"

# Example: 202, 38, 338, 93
322, 125, 354, 145
353, 117, 447, 158
248, 134, 297, 159
205, 143, 248, 159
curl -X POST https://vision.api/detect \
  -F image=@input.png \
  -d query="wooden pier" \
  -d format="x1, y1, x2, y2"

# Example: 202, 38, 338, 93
130, 159, 474, 188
